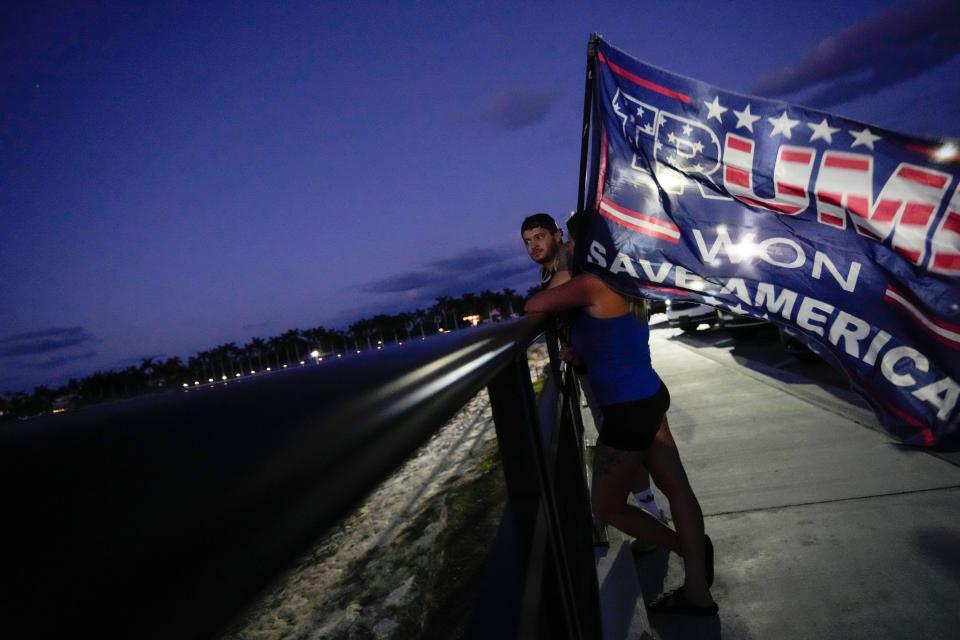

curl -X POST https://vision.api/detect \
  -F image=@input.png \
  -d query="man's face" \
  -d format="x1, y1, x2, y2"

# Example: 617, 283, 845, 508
522, 226, 562, 265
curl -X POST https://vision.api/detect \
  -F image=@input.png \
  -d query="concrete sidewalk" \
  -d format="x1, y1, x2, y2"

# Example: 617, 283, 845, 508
630, 329, 960, 640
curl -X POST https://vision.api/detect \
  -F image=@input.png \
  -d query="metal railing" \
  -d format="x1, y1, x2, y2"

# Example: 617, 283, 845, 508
0, 315, 601, 639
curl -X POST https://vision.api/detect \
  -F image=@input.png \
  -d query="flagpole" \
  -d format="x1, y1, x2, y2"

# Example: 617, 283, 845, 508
576, 33, 599, 216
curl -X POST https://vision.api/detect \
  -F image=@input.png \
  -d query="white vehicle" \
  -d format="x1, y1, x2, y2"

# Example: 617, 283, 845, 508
665, 300, 766, 333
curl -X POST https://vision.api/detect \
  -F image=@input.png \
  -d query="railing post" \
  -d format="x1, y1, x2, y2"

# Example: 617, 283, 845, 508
556, 366, 604, 636
485, 341, 603, 640
487, 352, 577, 638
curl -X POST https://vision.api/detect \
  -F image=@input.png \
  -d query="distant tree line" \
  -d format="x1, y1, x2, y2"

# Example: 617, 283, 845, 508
0, 288, 526, 421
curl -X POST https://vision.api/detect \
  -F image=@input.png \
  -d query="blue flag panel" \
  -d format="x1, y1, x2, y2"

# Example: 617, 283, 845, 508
582, 37, 960, 446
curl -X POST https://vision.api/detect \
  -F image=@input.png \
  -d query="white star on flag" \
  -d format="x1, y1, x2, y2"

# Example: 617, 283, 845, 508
704, 96, 727, 122
849, 127, 882, 150
682, 123, 693, 136
807, 118, 840, 144
767, 111, 799, 139
733, 104, 761, 132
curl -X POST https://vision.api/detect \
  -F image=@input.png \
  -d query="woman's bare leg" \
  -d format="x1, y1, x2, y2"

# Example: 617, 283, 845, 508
591, 444, 678, 551
631, 465, 652, 493
642, 416, 713, 606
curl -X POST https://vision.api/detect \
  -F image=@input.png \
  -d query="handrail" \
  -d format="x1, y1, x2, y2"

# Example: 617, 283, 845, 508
0, 314, 600, 639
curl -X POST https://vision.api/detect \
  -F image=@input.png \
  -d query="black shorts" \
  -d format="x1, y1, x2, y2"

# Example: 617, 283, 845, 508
598, 382, 670, 451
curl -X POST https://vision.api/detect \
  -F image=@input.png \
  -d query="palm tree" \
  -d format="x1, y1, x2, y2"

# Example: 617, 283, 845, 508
245, 338, 268, 372
279, 329, 304, 364
502, 287, 519, 316
433, 296, 453, 331
139, 357, 159, 390
302, 326, 332, 356
156, 356, 186, 388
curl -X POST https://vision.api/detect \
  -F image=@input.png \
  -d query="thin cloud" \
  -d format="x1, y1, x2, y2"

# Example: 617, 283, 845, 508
34, 351, 98, 369
0, 327, 96, 358
362, 245, 531, 297
752, 0, 960, 107
464, 88, 562, 132
362, 271, 434, 294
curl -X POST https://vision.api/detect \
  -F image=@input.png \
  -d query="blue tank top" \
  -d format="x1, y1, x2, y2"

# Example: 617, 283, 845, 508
570, 310, 661, 406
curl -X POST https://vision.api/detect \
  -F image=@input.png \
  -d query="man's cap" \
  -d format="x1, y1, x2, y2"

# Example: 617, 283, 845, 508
521, 213, 559, 234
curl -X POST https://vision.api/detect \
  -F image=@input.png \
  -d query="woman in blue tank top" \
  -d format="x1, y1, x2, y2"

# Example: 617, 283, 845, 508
525, 212, 717, 616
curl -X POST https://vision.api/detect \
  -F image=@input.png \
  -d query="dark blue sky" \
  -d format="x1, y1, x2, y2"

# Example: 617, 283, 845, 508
2, 0, 958, 393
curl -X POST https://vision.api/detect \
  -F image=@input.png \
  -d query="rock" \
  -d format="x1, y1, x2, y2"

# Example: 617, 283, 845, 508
384, 575, 415, 607
345, 601, 362, 622
372, 618, 398, 638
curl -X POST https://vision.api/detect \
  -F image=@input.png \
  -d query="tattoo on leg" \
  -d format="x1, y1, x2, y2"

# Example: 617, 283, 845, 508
593, 445, 631, 479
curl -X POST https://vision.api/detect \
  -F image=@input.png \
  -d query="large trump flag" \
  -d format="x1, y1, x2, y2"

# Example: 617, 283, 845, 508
579, 36, 960, 446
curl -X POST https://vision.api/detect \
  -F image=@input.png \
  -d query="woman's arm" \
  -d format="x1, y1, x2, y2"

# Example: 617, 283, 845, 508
524, 273, 605, 314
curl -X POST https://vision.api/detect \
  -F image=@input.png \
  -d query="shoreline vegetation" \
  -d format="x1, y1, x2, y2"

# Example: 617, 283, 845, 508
1, 288, 529, 422
223, 343, 549, 640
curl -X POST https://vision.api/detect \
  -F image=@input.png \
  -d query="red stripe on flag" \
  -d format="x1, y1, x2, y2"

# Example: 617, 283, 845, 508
894, 247, 921, 263
727, 137, 752, 153
825, 156, 869, 171
898, 166, 948, 189
601, 198, 679, 232
781, 150, 812, 164
901, 203, 934, 226
854, 224, 881, 240
871, 199, 902, 222
943, 211, 960, 235
817, 191, 842, 207
736, 195, 802, 214
820, 213, 845, 227
933, 253, 960, 271
847, 195, 869, 218
906, 143, 960, 166
595, 127, 608, 209
640, 284, 688, 296
777, 182, 806, 197
597, 52, 691, 104
598, 207, 681, 243
885, 287, 960, 348
877, 394, 929, 428
725, 166, 750, 187
885, 298, 959, 346
874, 395, 933, 444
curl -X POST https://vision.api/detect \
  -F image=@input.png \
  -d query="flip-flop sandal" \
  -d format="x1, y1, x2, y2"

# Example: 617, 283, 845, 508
705, 534, 715, 587
647, 588, 719, 616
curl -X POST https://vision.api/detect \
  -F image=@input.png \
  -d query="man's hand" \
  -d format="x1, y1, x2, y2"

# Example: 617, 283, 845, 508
558, 345, 576, 363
